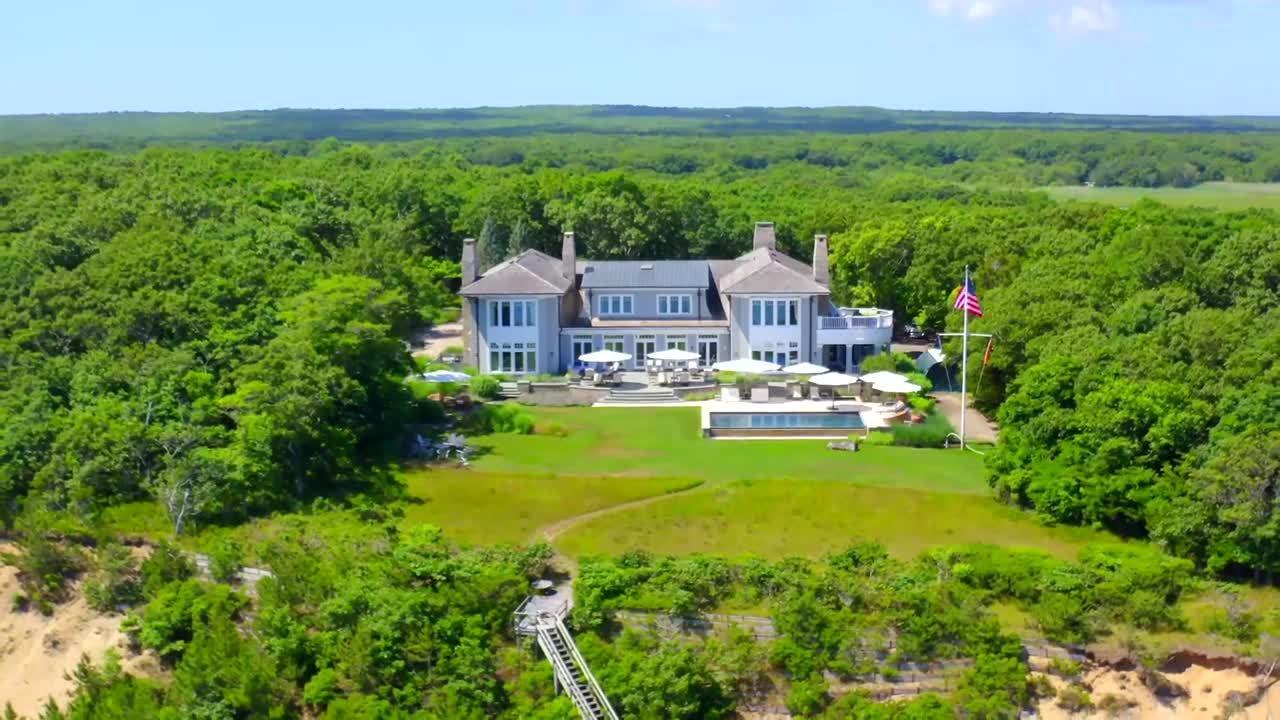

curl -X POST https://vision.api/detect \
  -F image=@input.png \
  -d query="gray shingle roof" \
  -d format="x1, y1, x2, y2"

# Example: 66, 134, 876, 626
717, 248, 829, 295
460, 249, 572, 296
580, 260, 711, 289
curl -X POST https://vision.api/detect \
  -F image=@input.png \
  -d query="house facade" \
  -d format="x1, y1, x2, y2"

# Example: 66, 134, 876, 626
459, 222, 892, 375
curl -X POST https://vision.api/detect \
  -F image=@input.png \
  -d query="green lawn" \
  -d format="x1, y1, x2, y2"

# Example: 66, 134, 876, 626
554, 477, 1111, 561
470, 406, 988, 495
1043, 182, 1280, 211
401, 470, 698, 545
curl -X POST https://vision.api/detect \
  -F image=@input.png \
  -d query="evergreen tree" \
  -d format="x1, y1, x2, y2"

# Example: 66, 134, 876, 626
476, 216, 505, 271
507, 217, 531, 256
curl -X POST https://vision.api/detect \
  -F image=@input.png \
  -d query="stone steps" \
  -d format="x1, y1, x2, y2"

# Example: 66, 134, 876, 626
596, 388, 682, 405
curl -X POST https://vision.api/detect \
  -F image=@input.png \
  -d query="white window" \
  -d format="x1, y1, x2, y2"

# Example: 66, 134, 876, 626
489, 299, 537, 328
751, 347, 788, 366
598, 295, 633, 315
666, 337, 687, 351
750, 299, 799, 327
658, 294, 692, 316
603, 335, 625, 354
489, 343, 538, 373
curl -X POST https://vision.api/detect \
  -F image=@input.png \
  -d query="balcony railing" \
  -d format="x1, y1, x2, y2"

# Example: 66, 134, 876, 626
820, 315, 892, 330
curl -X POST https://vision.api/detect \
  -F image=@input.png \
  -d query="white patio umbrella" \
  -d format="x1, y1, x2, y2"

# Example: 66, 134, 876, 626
809, 372, 861, 409
578, 349, 632, 363
711, 358, 781, 374
648, 348, 700, 362
420, 370, 471, 383
873, 379, 922, 395
859, 371, 907, 385
782, 362, 829, 375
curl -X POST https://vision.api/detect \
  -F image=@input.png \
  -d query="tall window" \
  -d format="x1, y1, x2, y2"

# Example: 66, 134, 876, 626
489, 343, 537, 373
598, 295, 633, 315
489, 300, 537, 328
571, 336, 593, 363
750, 299, 799, 327
658, 294, 692, 315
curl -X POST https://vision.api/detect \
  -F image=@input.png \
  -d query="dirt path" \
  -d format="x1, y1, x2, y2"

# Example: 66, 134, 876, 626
534, 480, 715, 577
411, 322, 463, 360
933, 391, 999, 444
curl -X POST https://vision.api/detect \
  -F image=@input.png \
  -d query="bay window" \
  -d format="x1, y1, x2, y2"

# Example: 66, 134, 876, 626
489, 299, 537, 328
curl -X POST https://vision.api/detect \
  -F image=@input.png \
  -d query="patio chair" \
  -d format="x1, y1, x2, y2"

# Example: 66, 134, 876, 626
750, 387, 770, 403
791, 385, 804, 400
720, 386, 738, 402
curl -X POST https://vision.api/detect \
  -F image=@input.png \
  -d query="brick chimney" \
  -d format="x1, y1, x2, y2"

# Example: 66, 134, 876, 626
812, 234, 830, 286
752, 222, 777, 251
461, 238, 477, 286
561, 231, 576, 280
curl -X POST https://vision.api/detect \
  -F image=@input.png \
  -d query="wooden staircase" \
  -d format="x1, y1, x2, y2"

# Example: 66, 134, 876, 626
515, 598, 618, 720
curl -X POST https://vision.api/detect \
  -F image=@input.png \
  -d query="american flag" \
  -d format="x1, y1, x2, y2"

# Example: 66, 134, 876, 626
954, 273, 983, 317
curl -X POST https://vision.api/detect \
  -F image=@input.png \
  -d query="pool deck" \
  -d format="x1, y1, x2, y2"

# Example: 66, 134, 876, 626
699, 398, 890, 436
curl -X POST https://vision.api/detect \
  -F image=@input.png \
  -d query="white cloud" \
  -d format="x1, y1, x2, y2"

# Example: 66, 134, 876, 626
1049, 1, 1120, 32
925, 0, 1140, 32
968, 0, 999, 17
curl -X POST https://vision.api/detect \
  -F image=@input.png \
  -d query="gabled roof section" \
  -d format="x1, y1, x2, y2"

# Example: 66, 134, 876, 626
717, 247, 829, 295
460, 249, 572, 296
580, 260, 711, 289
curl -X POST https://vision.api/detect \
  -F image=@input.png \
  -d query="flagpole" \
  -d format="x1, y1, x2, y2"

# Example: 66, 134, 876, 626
960, 266, 969, 449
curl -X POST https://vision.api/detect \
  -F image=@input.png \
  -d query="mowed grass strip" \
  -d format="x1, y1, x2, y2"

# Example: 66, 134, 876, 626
556, 478, 1112, 561
470, 406, 988, 495
402, 469, 699, 545
1043, 182, 1280, 211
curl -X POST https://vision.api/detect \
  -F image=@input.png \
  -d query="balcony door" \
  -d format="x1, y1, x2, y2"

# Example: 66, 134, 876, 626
635, 337, 656, 369
697, 338, 719, 366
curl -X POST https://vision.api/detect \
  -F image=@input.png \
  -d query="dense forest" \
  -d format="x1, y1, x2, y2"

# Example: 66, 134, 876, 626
0, 124, 1277, 716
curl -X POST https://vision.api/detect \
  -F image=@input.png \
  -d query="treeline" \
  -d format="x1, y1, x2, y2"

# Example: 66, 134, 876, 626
2, 144, 1278, 581
8, 116, 1280, 187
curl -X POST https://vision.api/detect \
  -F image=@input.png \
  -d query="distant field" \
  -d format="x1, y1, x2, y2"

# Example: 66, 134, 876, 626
554, 477, 1110, 561
1044, 182, 1280, 210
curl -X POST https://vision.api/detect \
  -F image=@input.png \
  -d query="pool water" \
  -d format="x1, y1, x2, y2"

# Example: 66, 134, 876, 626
709, 412, 865, 430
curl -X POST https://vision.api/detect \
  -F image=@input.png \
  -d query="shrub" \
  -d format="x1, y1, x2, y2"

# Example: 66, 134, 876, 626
442, 343, 464, 356
461, 404, 535, 435
908, 395, 936, 413
140, 541, 197, 598
784, 674, 830, 717
134, 579, 248, 662
683, 391, 718, 401
540, 422, 569, 437
1056, 684, 1093, 712
3, 516, 85, 612
85, 544, 143, 612
860, 352, 915, 374
905, 371, 934, 394
208, 539, 244, 584
891, 413, 956, 447
861, 431, 894, 446
1048, 658, 1083, 678
471, 375, 502, 400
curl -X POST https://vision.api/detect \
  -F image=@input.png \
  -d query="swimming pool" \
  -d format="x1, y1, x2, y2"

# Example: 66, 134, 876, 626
708, 412, 865, 430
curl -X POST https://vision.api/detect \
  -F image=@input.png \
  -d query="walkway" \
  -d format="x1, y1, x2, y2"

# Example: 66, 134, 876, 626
411, 322, 462, 360
933, 391, 999, 444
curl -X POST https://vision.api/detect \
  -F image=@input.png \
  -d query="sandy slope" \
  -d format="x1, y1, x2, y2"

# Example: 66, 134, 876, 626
0, 562, 128, 717
1034, 662, 1279, 719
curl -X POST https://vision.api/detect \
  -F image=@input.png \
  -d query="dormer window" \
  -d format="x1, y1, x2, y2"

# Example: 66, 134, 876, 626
658, 294, 692, 315
598, 295, 633, 315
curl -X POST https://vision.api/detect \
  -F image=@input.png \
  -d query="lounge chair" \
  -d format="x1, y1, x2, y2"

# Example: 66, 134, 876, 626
791, 385, 804, 400
750, 387, 770, 403
827, 440, 860, 452
720, 386, 738, 402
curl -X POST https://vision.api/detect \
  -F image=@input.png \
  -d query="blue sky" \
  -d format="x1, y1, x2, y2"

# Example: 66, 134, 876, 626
2, 0, 1276, 115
